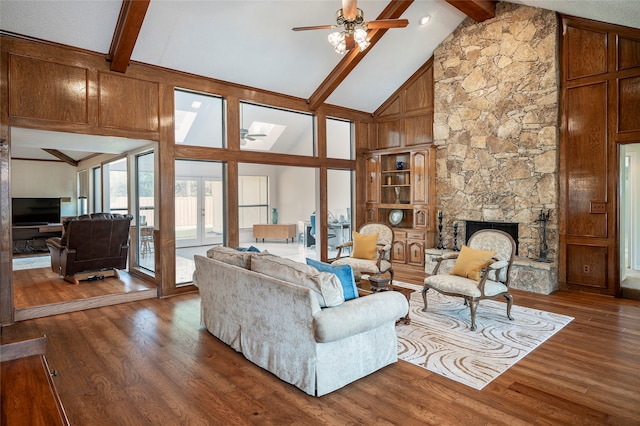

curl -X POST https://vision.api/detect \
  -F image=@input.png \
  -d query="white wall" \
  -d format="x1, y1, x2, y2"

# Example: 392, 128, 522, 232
11, 159, 77, 217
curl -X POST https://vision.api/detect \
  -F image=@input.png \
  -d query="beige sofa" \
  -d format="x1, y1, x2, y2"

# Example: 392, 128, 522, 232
193, 248, 409, 396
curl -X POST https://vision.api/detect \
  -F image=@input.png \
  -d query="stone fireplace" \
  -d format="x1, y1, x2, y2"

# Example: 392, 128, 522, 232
428, 3, 559, 294
465, 220, 519, 255
432, 2, 559, 261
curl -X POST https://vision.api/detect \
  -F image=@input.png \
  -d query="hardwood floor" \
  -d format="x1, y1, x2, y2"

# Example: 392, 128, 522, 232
2, 279, 639, 425
12, 266, 157, 321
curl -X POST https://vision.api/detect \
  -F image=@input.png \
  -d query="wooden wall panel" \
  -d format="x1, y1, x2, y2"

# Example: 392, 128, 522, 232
566, 26, 607, 80
618, 76, 640, 132
405, 114, 432, 146
566, 82, 608, 237
404, 70, 433, 113
618, 36, 640, 70
376, 120, 402, 149
98, 72, 159, 131
566, 244, 608, 288
377, 96, 401, 118
8, 55, 88, 124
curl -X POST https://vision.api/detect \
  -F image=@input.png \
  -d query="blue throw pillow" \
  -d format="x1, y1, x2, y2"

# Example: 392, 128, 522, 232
306, 258, 358, 300
236, 246, 261, 253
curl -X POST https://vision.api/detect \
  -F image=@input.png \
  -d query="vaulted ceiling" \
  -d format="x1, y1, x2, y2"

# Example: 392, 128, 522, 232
1, 0, 639, 160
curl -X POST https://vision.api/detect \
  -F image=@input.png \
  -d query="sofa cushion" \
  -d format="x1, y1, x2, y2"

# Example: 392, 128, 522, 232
206, 246, 253, 269
306, 258, 358, 301
251, 255, 344, 308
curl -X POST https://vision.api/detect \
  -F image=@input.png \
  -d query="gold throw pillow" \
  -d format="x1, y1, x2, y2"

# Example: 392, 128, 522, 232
450, 245, 496, 281
351, 231, 379, 260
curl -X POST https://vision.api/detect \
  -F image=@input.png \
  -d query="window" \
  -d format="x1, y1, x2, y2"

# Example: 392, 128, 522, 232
102, 157, 128, 214
91, 166, 101, 213
240, 102, 313, 156
326, 117, 353, 160
174, 89, 224, 148
238, 175, 269, 228
136, 151, 155, 272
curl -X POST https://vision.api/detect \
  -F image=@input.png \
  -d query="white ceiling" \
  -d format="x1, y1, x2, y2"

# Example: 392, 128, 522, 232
1, 0, 639, 160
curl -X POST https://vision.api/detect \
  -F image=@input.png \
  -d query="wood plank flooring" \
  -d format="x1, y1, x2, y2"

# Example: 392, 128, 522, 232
2, 279, 640, 425
12, 267, 156, 309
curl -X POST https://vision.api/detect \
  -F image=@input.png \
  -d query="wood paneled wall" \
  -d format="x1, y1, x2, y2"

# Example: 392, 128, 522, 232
559, 17, 640, 295
373, 59, 434, 150
0, 34, 371, 324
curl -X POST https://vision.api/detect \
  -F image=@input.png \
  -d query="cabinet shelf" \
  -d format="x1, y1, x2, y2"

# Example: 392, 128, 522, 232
379, 203, 412, 209
382, 184, 411, 187
382, 169, 410, 174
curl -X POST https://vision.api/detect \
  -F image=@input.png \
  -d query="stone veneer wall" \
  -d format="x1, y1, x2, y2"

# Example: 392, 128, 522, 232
433, 3, 559, 260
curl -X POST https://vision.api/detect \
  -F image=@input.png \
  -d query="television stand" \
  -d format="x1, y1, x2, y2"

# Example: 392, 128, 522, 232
12, 224, 62, 255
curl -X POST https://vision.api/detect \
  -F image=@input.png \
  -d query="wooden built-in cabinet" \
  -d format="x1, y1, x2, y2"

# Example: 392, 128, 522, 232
365, 146, 435, 272
559, 16, 640, 295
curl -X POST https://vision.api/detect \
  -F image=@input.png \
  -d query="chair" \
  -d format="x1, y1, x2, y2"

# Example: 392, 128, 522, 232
332, 222, 394, 284
422, 229, 516, 331
310, 213, 337, 248
46, 213, 133, 284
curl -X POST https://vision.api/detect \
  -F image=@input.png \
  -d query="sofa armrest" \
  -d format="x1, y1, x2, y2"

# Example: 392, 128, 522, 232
312, 291, 408, 343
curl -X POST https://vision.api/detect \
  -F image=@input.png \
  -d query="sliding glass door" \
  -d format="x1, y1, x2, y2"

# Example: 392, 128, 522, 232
175, 176, 223, 248
175, 160, 225, 284
136, 151, 155, 271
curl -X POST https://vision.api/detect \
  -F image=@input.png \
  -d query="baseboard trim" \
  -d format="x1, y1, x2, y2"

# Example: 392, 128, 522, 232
14, 289, 157, 321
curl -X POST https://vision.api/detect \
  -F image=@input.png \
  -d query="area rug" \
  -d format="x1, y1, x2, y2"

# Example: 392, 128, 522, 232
12, 255, 52, 270
395, 283, 573, 390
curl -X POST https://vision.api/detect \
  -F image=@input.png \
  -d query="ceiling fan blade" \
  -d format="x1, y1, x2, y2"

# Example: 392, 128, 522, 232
292, 25, 334, 31
345, 34, 355, 50
367, 19, 409, 29
342, 0, 357, 20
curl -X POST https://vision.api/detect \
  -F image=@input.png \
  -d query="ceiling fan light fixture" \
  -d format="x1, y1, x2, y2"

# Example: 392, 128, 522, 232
354, 27, 369, 50
328, 31, 347, 54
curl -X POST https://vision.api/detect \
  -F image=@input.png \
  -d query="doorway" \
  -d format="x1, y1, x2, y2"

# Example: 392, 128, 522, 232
175, 176, 223, 249
620, 143, 640, 299
9, 128, 158, 320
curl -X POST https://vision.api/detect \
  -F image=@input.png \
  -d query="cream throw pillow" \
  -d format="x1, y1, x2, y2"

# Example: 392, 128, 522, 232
351, 231, 378, 260
450, 245, 496, 281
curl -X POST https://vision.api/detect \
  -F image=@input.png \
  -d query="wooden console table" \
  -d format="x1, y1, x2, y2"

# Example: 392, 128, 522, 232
12, 224, 62, 254
253, 224, 297, 243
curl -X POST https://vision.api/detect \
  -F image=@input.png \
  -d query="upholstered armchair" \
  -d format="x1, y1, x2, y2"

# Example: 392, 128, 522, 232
422, 229, 516, 331
332, 222, 394, 284
46, 213, 133, 284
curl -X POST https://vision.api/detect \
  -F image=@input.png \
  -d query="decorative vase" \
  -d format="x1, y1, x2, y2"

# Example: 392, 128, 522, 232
271, 208, 278, 224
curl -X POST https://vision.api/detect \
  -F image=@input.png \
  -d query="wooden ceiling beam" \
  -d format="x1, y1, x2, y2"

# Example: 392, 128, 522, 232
42, 149, 78, 167
108, 0, 150, 73
445, 0, 496, 22
308, 0, 414, 111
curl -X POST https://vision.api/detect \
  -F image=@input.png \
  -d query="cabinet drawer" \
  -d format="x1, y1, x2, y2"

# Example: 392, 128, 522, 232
393, 230, 407, 239
406, 231, 425, 240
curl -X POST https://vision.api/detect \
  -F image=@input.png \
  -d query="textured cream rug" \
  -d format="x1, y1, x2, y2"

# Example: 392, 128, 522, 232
12, 255, 52, 270
395, 283, 573, 390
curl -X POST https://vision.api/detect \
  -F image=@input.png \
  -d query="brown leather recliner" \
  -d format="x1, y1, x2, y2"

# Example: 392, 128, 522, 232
46, 213, 133, 284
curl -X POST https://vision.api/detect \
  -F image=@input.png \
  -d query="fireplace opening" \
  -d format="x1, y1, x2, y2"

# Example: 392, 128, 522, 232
465, 220, 519, 255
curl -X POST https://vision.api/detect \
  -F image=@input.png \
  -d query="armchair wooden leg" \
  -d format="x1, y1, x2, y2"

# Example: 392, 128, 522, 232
469, 298, 479, 331
421, 287, 429, 312
504, 293, 514, 320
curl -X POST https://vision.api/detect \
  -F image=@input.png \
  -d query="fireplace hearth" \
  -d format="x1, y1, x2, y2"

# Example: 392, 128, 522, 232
465, 220, 519, 255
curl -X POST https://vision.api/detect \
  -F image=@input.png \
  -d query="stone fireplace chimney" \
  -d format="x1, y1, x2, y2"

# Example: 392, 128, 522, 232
432, 2, 559, 260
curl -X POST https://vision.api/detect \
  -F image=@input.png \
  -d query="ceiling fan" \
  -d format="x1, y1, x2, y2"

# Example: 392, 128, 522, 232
240, 128, 267, 146
292, 0, 409, 54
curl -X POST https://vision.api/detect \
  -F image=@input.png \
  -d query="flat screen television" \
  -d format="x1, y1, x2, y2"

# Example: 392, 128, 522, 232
12, 197, 61, 226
